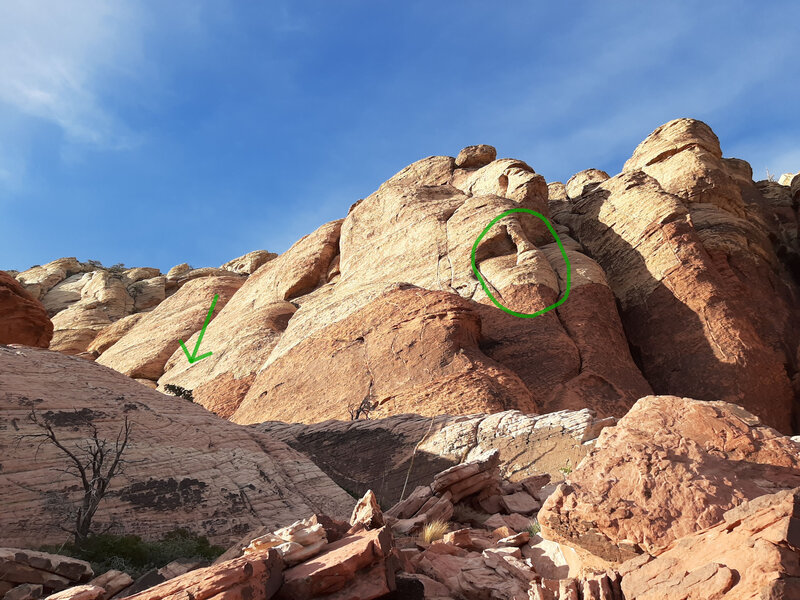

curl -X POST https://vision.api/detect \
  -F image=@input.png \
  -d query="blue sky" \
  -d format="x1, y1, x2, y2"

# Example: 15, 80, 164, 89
1, 1, 799, 272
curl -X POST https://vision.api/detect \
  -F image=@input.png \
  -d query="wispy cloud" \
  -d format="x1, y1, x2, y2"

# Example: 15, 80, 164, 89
0, 0, 145, 164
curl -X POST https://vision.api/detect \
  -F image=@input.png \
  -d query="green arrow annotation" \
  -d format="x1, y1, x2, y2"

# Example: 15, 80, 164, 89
179, 293, 219, 364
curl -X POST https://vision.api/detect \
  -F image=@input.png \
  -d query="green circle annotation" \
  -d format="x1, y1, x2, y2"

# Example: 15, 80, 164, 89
470, 208, 571, 319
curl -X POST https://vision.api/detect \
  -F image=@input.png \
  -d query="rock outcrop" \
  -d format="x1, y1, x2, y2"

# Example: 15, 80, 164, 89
551, 118, 800, 432
0, 549, 92, 598
257, 408, 613, 506
619, 487, 800, 600
155, 145, 648, 424
227, 153, 651, 424
0, 345, 353, 546
10, 253, 270, 359
8, 121, 800, 432
0, 271, 53, 347
96, 276, 244, 382
538, 395, 800, 568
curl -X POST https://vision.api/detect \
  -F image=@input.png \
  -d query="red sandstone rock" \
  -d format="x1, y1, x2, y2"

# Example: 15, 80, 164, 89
120, 550, 282, 600
349, 490, 384, 531
97, 276, 244, 381
553, 118, 800, 432
0, 271, 53, 347
619, 488, 800, 599
157, 220, 341, 417
277, 527, 395, 599
538, 395, 800, 568
44, 586, 105, 600
0, 346, 353, 547
232, 286, 537, 424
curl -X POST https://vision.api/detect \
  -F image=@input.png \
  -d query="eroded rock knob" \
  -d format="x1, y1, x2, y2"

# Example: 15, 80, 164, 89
455, 144, 497, 168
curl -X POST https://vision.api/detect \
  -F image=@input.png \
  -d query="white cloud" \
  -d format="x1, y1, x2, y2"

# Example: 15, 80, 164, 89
0, 0, 145, 150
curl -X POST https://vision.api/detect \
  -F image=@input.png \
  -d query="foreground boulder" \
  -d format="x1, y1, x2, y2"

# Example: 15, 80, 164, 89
0, 345, 352, 546
0, 271, 53, 347
619, 487, 800, 599
0, 549, 92, 598
539, 395, 800, 568
277, 527, 398, 599
118, 550, 282, 600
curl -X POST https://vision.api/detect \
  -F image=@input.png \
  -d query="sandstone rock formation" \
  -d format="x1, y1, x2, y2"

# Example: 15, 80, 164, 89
618, 487, 800, 599
0, 345, 352, 547
157, 144, 648, 424
551, 118, 800, 432
96, 276, 244, 382
9, 120, 800, 432
538, 395, 800, 568
9, 252, 268, 358
0, 548, 92, 598
156, 220, 342, 418
0, 271, 53, 347
257, 408, 613, 506
118, 550, 283, 600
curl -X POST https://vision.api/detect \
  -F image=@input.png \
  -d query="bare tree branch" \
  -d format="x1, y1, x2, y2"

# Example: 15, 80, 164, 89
22, 409, 134, 545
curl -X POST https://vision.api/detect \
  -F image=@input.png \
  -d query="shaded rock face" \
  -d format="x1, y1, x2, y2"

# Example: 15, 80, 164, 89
160, 145, 648, 424
551, 118, 800, 432
0, 271, 53, 347
0, 345, 352, 547
538, 395, 800, 569
257, 409, 612, 507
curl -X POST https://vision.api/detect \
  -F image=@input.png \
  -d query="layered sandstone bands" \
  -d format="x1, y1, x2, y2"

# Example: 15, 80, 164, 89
7, 251, 274, 359
0, 345, 352, 547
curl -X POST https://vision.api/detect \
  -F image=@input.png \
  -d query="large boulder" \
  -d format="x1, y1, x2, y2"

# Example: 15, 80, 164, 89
552, 118, 800, 432
538, 395, 800, 568
220, 250, 277, 275
276, 526, 397, 599
619, 488, 800, 600
118, 549, 283, 600
0, 271, 53, 347
0, 345, 353, 547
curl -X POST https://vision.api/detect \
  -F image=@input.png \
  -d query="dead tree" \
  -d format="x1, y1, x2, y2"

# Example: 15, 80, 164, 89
348, 395, 376, 420
25, 410, 133, 545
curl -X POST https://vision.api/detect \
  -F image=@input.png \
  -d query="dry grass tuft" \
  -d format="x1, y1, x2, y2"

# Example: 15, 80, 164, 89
421, 519, 450, 544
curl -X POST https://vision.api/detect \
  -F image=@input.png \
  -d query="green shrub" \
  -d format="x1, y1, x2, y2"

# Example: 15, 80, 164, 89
164, 384, 194, 402
526, 519, 541, 537
42, 529, 224, 578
